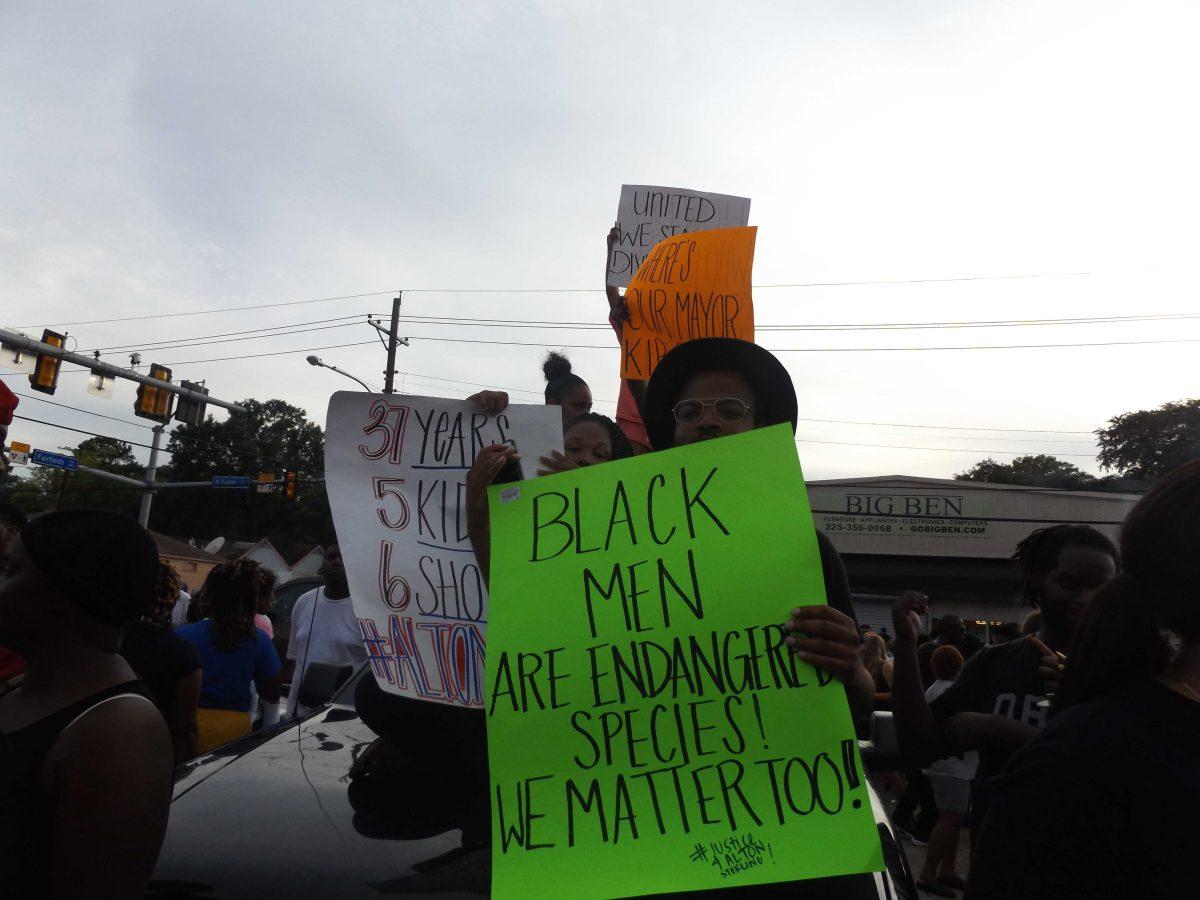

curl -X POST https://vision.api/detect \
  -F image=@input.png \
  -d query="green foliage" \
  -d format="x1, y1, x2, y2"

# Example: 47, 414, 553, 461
3, 437, 143, 517
1096, 398, 1200, 479
954, 454, 1098, 490
150, 398, 334, 547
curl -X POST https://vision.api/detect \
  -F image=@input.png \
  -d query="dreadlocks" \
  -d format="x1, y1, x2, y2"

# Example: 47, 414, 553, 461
205, 558, 271, 652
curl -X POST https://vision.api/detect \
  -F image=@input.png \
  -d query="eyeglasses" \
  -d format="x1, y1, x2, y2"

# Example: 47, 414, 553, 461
671, 398, 753, 424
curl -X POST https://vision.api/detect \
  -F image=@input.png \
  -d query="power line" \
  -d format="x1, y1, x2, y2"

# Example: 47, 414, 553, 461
154, 340, 379, 367
16, 270, 1103, 329
18, 290, 399, 329
382, 334, 1200, 353
794, 424, 1096, 446
10, 391, 157, 430
81, 320, 370, 355
795, 416, 1093, 435
384, 310, 1200, 333
8, 394, 286, 466
83, 314, 370, 353
12, 414, 175, 455
795, 437, 1096, 458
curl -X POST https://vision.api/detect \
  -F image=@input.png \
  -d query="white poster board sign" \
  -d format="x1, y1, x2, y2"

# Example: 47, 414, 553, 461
324, 392, 562, 707
607, 184, 751, 288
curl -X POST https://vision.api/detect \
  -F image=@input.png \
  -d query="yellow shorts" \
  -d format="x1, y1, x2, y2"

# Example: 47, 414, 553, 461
196, 707, 252, 754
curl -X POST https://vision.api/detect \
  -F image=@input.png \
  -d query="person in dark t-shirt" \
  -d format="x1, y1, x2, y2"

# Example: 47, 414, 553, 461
121, 560, 202, 765
890, 524, 1118, 835
969, 460, 1200, 899
916, 614, 979, 688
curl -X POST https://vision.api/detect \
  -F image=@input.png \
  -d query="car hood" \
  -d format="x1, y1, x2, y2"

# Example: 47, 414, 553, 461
148, 703, 476, 898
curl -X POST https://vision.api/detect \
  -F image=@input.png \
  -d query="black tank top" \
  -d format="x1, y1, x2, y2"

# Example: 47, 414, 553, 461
0, 680, 155, 898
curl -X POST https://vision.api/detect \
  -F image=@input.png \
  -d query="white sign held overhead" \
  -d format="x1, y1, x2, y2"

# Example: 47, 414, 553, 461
607, 184, 752, 288
324, 392, 562, 707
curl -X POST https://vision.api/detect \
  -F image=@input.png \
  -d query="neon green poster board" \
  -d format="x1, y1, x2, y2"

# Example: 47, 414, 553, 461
485, 425, 884, 898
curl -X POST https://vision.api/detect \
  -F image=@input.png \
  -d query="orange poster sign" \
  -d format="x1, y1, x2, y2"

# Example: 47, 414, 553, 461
619, 226, 757, 379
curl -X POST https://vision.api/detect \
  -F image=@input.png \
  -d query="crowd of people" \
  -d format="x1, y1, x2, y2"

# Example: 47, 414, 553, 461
1, 236, 1197, 898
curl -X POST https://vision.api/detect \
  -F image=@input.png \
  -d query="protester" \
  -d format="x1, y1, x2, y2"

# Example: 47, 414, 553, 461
542, 351, 592, 422
0, 503, 29, 691
0, 501, 25, 559
535, 411, 634, 474
0, 381, 17, 476
641, 336, 875, 719
178, 559, 281, 752
466, 411, 633, 585
285, 545, 365, 719
0, 510, 173, 899
889, 523, 1119, 836
1020, 610, 1041, 636
967, 461, 1200, 899
860, 631, 894, 710
604, 223, 651, 452
918, 614, 979, 687
917, 645, 977, 896
254, 567, 276, 640
120, 560, 202, 765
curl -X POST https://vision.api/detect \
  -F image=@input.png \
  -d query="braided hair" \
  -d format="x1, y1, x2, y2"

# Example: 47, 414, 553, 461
1012, 524, 1119, 605
543, 351, 588, 405
205, 558, 271, 652
564, 412, 634, 461
150, 560, 183, 626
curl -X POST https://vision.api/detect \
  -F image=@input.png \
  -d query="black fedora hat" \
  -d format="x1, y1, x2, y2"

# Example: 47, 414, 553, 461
643, 338, 798, 450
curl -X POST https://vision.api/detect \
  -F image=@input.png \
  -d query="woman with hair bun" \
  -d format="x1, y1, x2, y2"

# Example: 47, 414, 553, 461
541, 351, 592, 422
177, 559, 281, 753
968, 460, 1200, 900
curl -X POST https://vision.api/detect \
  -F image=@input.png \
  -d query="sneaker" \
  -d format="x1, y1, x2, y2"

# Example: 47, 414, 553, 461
909, 835, 930, 847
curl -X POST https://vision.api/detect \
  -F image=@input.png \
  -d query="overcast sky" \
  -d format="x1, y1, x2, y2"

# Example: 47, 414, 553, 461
3, 0, 1199, 482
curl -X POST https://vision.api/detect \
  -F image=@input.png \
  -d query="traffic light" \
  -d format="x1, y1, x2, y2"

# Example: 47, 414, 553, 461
284, 471, 297, 500
134, 364, 174, 422
174, 380, 209, 426
28, 329, 65, 395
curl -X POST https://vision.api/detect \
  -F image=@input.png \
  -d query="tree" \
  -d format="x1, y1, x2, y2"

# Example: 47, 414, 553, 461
955, 454, 1098, 490
19, 437, 143, 517
1096, 398, 1200, 480
151, 398, 334, 548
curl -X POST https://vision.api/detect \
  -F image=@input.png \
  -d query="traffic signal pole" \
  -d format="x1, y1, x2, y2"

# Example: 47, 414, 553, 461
0, 328, 246, 413
137, 425, 164, 528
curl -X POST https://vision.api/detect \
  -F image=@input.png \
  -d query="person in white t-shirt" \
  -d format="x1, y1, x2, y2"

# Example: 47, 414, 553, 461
917, 645, 979, 896
285, 545, 365, 719
170, 589, 192, 628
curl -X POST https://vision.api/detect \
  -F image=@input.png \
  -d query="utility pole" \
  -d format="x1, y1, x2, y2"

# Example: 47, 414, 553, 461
384, 293, 401, 393
138, 424, 164, 528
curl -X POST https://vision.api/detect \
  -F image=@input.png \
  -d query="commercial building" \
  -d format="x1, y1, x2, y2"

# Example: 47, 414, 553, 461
806, 476, 1139, 641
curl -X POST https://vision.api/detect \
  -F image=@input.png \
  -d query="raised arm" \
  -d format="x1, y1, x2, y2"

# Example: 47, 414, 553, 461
466, 443, 520, 588
889, 591, 949, 765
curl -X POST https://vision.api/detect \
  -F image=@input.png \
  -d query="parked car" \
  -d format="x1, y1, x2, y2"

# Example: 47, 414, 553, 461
148, 671, 917, 899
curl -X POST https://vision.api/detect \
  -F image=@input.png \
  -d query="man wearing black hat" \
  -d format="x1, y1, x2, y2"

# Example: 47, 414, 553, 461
643, 337, 876, 719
